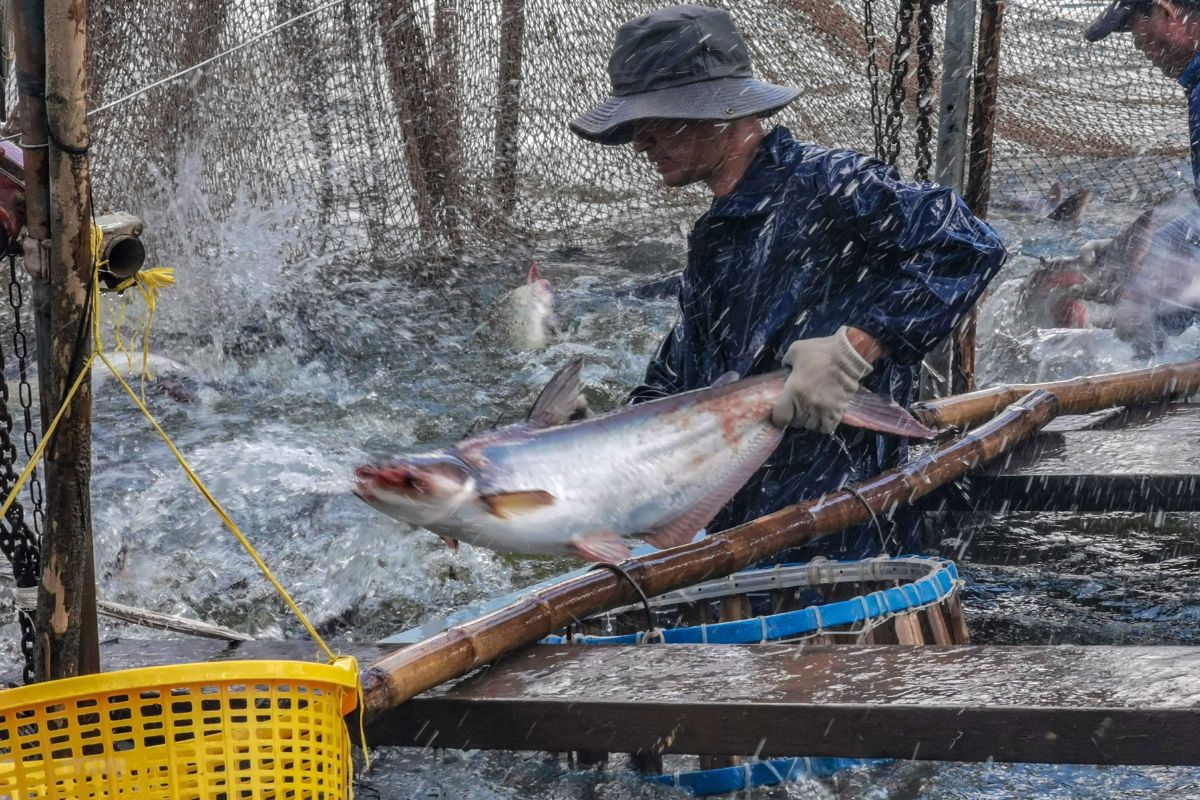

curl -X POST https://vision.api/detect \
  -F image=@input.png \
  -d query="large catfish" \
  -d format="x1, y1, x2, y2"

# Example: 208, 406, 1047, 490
353, 358, 935, 562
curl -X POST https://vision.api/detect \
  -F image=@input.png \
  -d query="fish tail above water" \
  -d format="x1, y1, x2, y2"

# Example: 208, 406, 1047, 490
842, 388, 936, 439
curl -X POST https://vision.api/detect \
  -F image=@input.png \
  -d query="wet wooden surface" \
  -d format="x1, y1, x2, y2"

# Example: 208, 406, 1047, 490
374, 642, 1200, 765
926, 402, 1200, 511
11, 638, 1200, 765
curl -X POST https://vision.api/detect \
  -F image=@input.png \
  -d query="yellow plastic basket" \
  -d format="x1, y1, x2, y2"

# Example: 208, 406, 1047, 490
0, 659, 358, 799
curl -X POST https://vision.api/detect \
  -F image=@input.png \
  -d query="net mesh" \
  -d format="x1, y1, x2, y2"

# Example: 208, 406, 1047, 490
74, 0, 1192, 267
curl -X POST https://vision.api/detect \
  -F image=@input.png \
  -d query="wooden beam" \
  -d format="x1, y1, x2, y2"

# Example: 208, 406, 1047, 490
373, 643, 1200, 766
39, 0, 99, 680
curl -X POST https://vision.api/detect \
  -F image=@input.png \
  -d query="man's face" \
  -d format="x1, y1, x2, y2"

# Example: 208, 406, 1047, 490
1130, 0, 1200, 77
630, 119, 731, 187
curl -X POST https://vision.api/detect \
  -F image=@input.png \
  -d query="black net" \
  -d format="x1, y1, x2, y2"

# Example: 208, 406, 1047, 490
78, 0, 1188, 269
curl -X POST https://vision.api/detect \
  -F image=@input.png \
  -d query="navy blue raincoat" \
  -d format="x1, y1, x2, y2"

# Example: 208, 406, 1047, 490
629, 126, 1006, 559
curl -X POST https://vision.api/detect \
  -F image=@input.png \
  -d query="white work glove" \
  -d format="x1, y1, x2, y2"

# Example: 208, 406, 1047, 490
771, 326, 873, 434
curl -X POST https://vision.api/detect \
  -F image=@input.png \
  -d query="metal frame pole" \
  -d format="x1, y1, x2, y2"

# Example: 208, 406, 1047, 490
921, 0, 978, 399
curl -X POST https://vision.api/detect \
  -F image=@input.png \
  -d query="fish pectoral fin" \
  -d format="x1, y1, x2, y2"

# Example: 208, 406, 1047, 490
569, 530, 632, 563
842, 388, 936, 440
480, 490, 556, 518
642, 520, 702, 550
439, 535, 460, 553
710, 371, 740, 388
527, 357, 585, 428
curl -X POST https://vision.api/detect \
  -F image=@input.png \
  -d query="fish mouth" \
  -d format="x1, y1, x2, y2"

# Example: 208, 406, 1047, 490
352, 466, 379, 502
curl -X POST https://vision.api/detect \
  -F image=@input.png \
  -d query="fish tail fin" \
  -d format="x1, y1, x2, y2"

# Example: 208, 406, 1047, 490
843, 388, 936, 439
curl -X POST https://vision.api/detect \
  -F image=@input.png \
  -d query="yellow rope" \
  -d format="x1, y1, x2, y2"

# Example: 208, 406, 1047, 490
0, 351, 96, 525
0, 222, 370, 772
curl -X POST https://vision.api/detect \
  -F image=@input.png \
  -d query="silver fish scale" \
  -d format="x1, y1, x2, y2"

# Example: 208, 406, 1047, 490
448, 379, 781, 553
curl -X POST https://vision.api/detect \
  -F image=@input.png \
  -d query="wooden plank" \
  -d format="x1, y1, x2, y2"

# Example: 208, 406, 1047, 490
372, 643, 1200, 765
945, 592, 971, 644
924, 403, 1200, 512
893, 612, 925, 645
924, 604, 954, 645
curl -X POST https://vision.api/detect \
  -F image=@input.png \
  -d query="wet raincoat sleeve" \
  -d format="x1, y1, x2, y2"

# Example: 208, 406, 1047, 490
816, 150, 1006, 365
628, 320, 686, 404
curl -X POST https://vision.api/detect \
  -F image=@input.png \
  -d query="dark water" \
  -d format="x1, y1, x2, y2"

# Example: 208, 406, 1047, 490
3, 196, 1200, 797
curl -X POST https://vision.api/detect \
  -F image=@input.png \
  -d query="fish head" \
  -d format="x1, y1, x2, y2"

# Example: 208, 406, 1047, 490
353, 454, 475, 527
523, 262, 554, 299
507, 264, 556, 349
1023, 257, 1090, 327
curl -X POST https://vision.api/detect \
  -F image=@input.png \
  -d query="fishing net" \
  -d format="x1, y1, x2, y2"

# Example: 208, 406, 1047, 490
64, 0, 1196, 268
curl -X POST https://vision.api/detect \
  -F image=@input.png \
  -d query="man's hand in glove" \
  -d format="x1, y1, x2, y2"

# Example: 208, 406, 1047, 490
770, 326, 879, 434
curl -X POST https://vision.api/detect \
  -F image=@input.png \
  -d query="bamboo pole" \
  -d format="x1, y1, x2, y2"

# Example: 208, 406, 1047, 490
360, 389, 1060, 718
39, 0, 98, 679
911, 358, 1200, 431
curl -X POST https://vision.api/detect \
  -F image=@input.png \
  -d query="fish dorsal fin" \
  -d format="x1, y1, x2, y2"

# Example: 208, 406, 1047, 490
527, 357, 585, 428
711, 371, 740, 388
481, 490, 556, 518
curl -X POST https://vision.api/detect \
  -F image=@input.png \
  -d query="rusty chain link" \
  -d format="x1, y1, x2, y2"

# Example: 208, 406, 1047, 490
0, 253, 41, 684
914, 0, 936, 181
863, 0, 885, 162
883, 0, 916, 169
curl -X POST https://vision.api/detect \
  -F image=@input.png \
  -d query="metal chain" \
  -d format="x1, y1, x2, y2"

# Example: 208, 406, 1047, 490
863, 0, 885, 161
914, 0, 936, 181
9, 254, 44, 541
0, 253, 41, 684
883, 0, 917, 169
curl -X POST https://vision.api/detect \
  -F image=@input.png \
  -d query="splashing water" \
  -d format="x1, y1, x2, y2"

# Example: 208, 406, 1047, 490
3, 181, 1200, 796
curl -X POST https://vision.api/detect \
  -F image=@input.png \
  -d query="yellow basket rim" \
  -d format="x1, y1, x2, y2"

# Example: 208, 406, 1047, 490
0, 659, 359, 717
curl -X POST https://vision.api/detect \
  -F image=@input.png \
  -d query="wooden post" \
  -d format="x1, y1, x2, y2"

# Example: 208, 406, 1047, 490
921, 0, 978, 399
36, 0, 99, 680
954, 0, 1006, 395
492, 0, 525, 227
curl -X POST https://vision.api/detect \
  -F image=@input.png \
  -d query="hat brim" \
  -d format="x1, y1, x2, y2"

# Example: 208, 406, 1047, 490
569, 77, 802, 145
1084, 0, 1138, 42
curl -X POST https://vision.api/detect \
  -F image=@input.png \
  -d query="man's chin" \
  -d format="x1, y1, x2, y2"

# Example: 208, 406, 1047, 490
658, 171, 695, 188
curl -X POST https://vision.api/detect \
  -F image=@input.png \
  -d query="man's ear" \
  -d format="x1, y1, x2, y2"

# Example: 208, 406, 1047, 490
1153, 0, 1182, 20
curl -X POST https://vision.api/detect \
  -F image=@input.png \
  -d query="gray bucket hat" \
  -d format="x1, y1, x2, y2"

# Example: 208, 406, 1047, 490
1084, 0, 1149, 41
569, 5, 801, 146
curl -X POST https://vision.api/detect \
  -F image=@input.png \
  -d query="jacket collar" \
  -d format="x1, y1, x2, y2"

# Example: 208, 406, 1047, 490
705, 125, 792, 218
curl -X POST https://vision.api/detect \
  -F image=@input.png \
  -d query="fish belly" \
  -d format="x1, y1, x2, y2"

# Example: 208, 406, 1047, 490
453, 388, 780, 554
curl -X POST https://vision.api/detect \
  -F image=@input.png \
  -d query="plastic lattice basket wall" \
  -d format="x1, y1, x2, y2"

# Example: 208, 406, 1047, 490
0, 659, 357, 799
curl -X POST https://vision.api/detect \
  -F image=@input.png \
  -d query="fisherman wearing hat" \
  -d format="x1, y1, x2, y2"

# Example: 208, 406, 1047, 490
1085, 0, 1200, 351
570, 5, 1006, 558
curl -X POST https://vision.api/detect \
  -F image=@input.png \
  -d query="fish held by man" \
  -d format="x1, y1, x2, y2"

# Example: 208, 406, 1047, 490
505, 261, 558, 350
353, 358, 935, 563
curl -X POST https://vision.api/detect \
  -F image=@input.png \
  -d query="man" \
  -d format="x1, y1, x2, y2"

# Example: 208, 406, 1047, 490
569, 5, 1006, 559
1085, 0, 1200, 352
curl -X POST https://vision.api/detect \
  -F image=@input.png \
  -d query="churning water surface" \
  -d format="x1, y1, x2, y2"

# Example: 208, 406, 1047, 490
4, 196, 1200, 798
